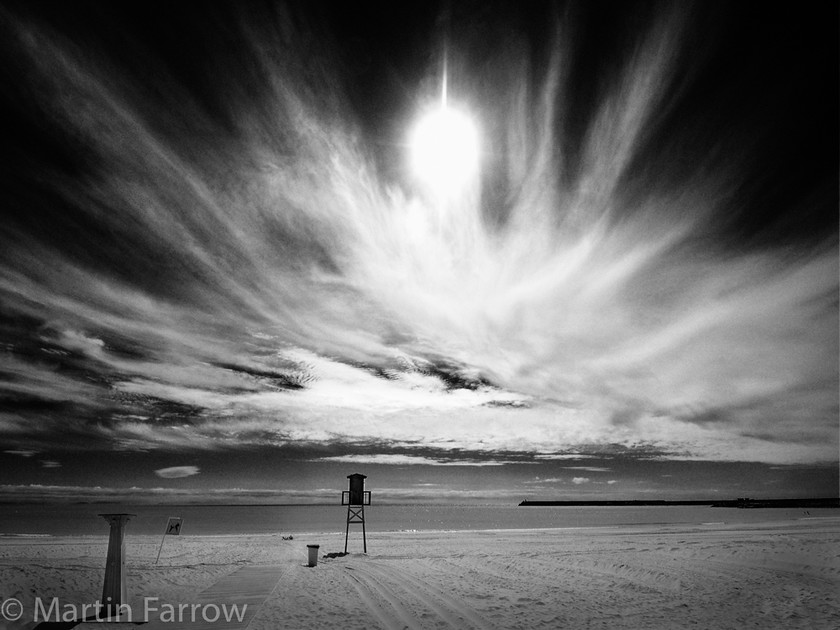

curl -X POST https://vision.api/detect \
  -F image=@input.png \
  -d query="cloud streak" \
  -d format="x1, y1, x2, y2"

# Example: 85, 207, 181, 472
315, 454, 528, 467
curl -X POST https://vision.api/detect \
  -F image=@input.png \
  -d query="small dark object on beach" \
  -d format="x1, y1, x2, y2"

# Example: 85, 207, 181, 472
323, 551, 348, 559
282, 535, 294, 540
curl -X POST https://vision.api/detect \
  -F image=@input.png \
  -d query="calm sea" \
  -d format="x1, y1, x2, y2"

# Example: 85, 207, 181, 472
0, 503, 833, 537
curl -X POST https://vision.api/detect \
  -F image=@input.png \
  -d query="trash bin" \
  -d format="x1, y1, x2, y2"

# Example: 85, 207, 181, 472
307, 544, 320, 567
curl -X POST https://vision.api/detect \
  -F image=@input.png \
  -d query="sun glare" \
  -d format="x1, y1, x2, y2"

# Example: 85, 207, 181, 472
409, 105, 479, 195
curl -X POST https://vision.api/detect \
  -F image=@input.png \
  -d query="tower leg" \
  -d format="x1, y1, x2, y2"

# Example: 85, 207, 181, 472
344, 505, 351, 553
361, 505, 367, 553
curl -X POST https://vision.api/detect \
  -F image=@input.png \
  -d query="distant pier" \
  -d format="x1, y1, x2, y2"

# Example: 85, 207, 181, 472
518, 498, 839, 508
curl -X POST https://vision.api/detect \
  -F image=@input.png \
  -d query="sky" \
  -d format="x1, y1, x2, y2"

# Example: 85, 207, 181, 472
0, 1, 837, 504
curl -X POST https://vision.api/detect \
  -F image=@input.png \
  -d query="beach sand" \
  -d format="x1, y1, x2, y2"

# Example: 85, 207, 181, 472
1, 517, 838, 629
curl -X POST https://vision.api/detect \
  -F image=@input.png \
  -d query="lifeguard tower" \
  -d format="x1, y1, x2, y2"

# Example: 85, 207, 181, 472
342, 473, 371, 553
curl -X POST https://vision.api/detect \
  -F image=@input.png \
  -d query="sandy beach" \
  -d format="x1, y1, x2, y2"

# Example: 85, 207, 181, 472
1, 516, 838, 629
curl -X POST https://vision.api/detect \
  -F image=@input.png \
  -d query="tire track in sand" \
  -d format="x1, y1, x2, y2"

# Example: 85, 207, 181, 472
363, 560, 494, 629
343, 564, 421, 630
341, 560, 494, 629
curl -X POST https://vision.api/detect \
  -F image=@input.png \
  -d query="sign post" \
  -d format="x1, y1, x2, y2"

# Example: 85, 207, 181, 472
155, 516, 183, 565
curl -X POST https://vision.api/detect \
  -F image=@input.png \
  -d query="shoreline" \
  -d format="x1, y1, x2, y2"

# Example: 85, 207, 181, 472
3, 503, 837, 539
2, 516, 836, 547
2, 513, 838, 540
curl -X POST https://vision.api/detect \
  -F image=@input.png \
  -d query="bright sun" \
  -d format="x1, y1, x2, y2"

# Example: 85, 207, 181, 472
409, 105, 479, 195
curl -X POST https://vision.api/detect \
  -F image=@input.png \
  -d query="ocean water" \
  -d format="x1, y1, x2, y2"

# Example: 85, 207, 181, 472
0, 503, 831, 537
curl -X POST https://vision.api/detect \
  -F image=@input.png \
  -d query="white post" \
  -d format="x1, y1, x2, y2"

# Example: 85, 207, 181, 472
99, 513, 135, 619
